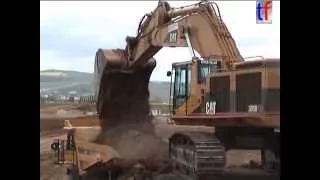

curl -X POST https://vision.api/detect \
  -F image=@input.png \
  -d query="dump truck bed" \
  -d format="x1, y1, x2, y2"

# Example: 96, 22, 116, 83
62, 118, 120, 175
62, 117, 167, 178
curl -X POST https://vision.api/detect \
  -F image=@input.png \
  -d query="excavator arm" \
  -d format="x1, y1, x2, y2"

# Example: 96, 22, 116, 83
94, 0, 244, 136
96, 0, 243, 73
129, 0, 243, 69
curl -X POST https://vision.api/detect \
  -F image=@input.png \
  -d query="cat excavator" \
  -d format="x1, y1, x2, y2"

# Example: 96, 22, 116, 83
91, 0, 280, 179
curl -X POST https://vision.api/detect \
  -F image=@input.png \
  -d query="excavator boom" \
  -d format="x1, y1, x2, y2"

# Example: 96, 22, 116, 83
131, 0, 243, 69
96, 0, 243, 73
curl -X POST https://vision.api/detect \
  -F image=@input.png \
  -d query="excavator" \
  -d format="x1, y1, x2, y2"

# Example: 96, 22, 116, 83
52, 0, 279, 179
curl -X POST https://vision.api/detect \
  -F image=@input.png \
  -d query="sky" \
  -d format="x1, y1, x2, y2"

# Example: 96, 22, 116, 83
40, 1, 280, 81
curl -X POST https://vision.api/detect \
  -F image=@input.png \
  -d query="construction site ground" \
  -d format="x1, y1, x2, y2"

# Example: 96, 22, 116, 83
40, 104, 279, 180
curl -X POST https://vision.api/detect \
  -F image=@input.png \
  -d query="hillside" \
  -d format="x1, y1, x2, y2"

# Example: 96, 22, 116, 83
40, 70, 170, 102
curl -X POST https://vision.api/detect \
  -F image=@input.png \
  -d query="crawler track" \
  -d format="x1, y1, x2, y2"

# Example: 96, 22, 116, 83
169, 132, 226, 180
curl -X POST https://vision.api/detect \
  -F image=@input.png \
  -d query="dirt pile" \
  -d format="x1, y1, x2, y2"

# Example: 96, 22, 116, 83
95, 59, 167, 161
96, 123, 168, 160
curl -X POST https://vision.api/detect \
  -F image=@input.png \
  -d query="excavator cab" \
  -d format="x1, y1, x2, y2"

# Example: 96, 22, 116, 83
168, 61, 192, 114
167, 59, 222, 115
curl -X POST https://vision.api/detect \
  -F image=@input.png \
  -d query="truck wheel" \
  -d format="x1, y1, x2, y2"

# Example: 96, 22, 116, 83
51, 142, 59, 151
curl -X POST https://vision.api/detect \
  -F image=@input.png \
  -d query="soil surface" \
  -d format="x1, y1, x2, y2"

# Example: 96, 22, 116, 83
40, 105, 278, 180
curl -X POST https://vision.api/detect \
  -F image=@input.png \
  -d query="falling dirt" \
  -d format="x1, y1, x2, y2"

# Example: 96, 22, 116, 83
94, 59, 168, 161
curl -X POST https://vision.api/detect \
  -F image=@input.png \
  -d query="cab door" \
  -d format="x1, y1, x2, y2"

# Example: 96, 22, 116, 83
172, 64, 191, 115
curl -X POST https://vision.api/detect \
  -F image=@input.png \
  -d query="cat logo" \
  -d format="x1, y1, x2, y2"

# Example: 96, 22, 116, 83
205, 101, 216, 115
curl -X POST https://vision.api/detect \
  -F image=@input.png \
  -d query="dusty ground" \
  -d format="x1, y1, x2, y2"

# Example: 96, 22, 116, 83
40, 104, 97, 131
40, 104, 272, 180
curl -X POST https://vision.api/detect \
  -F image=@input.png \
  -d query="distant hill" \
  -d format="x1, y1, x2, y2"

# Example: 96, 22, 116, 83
40, 70, 94, 95
40, 70, 170, 102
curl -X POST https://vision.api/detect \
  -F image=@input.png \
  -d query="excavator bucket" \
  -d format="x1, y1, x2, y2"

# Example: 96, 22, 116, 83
93, 49, 167, 161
